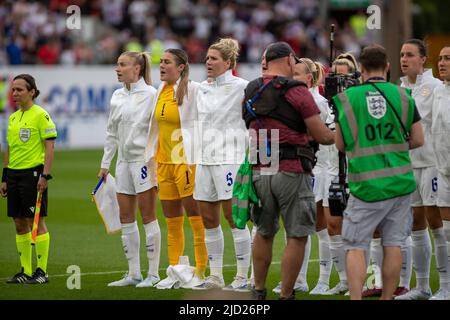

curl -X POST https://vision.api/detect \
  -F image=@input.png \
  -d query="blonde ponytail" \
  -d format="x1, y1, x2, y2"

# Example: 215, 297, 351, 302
120, 51, 152, 85
297, 58, 324, 88
141, 52, 152, 86
312, 61, 324, 87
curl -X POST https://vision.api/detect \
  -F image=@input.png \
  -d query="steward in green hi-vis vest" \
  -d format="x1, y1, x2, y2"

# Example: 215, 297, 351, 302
332, 82, 416, 202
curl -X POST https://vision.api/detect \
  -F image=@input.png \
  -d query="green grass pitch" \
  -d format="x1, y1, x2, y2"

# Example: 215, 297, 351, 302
0, 149, 440, 300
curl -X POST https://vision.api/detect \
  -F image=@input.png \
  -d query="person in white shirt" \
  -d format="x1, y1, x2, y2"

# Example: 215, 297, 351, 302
396, 39, 449, 300
98, 52, 160, 287
321, 53, 360, 296
192, 38, 252, 291
145, 48, 207, 289
430, 45, 450, 300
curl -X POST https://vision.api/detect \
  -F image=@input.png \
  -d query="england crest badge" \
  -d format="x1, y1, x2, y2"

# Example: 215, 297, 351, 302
366, 91, 386, 119
19, 128, 31, 142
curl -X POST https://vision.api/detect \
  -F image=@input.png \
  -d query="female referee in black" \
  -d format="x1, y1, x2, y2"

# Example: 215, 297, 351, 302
1, 74, 57, 284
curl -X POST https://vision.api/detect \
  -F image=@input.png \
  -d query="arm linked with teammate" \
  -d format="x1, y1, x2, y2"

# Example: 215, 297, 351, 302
408, 121, 424, 150
304, 114, 335, 145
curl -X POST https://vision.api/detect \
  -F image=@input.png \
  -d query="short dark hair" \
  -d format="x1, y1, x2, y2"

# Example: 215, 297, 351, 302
13, 74, 40, 99
404, 39, 427, 57
360, 44, 388, 72
265, 42, 298, 63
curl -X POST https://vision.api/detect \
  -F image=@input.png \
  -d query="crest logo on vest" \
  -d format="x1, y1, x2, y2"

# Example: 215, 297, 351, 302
421, 86, 431, 97
366, 92, 386, 119
19, 128, 31, 142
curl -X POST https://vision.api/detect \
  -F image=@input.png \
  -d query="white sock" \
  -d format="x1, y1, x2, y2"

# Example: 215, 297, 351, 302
205, 225, 224, 278
317, 229, 331, 285
444, 220, 450, 280
443, 220, 450, 242
297, 235, 311, 283
250, 225, 257, 285
329, 235, 347, 284
411, 229, 431, 290
364, 248, 370, 270
121, 222, 141, 279
143, 220, 161, 278
399, 236, 412, 289
370, 238, 383, 288
231, 226, 251, 279
431, 227, 450, 289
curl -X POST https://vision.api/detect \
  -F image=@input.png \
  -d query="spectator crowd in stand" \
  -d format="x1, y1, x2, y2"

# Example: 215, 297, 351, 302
0, 0, 371, 66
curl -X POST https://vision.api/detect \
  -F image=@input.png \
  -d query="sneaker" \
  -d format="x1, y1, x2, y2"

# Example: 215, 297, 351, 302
362, 287, 383, 298
25, 268, 49, 284
223, 276, 251, 292
327, 282, 348, 295
273, 280, 308, 294
429, 288, 450, 300
136, 275, 160, 288
182, 275, 205, 289
6, 268, 32, 284
108, 273, 142, 287
235, 282, 252, 293
272, 281, 282, 294
394, 287, 431, 300
192, 275, 225, 290
309, 282, 330, 295
393, 286, 409, 297
251, 287, 267, 300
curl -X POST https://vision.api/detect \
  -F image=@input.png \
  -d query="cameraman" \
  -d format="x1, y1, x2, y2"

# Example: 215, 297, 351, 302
245, 42, 334, 300
333, 44, 424, 300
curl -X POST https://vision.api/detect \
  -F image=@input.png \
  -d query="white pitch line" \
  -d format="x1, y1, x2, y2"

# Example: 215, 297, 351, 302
1, 259, 320, 281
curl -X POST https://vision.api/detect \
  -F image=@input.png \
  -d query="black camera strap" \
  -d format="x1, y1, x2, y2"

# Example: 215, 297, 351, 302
369, 82, 410, 142
338, 151, 347, 185
244, 78, 273, 123
245, 78, 274, 157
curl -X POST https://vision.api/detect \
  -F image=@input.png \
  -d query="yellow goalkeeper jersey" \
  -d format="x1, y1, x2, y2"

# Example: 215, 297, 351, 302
155, 84, 186, 164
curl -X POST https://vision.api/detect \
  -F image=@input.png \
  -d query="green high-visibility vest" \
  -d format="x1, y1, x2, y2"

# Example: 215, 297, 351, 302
332, 82, 416, 202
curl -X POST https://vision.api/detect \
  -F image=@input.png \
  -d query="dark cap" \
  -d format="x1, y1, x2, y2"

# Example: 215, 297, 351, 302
265, 42, 298, 63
